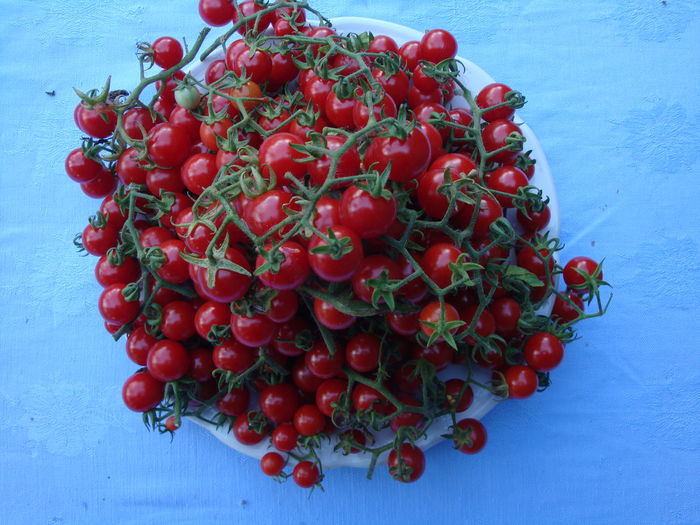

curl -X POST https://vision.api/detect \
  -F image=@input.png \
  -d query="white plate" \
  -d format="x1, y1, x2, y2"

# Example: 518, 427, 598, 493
187, 17, 559, 469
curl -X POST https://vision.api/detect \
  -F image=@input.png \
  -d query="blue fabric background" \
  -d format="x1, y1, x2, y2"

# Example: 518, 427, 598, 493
1, 1, 698, 523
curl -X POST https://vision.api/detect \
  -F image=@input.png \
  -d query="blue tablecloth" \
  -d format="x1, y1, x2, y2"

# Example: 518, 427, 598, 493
1, 1, 699, 523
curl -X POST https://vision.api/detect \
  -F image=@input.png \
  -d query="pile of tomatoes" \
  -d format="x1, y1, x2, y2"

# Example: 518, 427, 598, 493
66, 0, 608, 488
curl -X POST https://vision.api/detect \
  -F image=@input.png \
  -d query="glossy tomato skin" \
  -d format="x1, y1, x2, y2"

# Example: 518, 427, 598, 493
125, 326, 157, 366
192, 247, 252, 303
292, 461, 320, 488
82, 223, 120, 256
313, 297, 355, 330
482, 119, 523, 164
65, 149, 101, 183
147, 340, 190, 381
563, 256, 602, 288
305, 340, 344, 379
345, 333, 381, 373
363, 126, 431, 183
442, 379, 474, 412
189, 348, 215, 382
266, 289, 299, 323
256, 241, 309, 290
504, 365, 538, 399
294, 404, 326, 436
259, 382, 301, 424
152, 36, 183, 69
216, 387, 250, 416
95, 255, 140, 288
398, 40, 421, 71
351, 255, 401, 304
308, 225, 364, 282
422, 243, 462, 289
552, 291, 584, 322
122, 371, 164, 412
524, 332, 564, 371
213, 338, 256, 373
339, 185, 397, 239
157, 239, 189, 284
244, 189, 297, 238
453, 418, 487, 454
260, 452, 285, 476
258, 132, 307, 182
160, 301, 196, 341
232, 412, 268, 445
98, 283, 140, 324
198, 0, 234, 26
272, 316, 311, 357
388, 443, 425, 483
487, 165, 529, 208
147, 123, 192, 167
489, 297, 522, 337
517, 203, 551, 233
308, 135, 360, 188
272, 423, 299, 452
476, 83, 516, 122
420, 29, 457, 63
419, 301, 460, 339
76, 103, 117, 138
315, 378, 348, 417
231, 313, 276, 347
181, 153, 218, 194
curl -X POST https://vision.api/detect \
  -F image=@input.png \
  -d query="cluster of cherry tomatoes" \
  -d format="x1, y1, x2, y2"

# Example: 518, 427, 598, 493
66, 0, 608, 488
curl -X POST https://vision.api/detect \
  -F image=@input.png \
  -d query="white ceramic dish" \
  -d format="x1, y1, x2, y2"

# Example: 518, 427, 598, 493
187, 17, 559, 469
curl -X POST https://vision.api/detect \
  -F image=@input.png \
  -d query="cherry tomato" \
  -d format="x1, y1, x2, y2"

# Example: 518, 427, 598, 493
563, 256, 602, 289
272, 423, 299, 452
388, 443, 425, 483
351, 255, 401, 304
339, 185, 397, 239
95, 254, 140, 288
125, 326, 157, 366
259, 382, 301, 424
75, 102, 117, 138
524, 332, 564, 371
476, 83, 516, 122
181, 153, 218, 194
65, 149, 101, 183
147, 340, 190, 382
160, 301, 196, 341
199, 0, 233, 25
122, 371, 164, 412
260, 452, 285, 477
216, 387, 250, 416
418, 301, 460, 339
231, 313, 276, 347
487, 165, 529, 208
315, 378, 348, 417
313, 297, 355, 330
308, 135, 360, 188
192, 247, 252, 303
442, 379, 474, 412
258, 132, 307, 183
294, 404, 326, 436
345, 333, 381, 373
453, 418, 487, 454
504, 365, 538, 399
292, 461, 320, 488
421, 243, 462, 289
213, 338, 255, 373
98, 283, 140, 324
363, 126, 431, 183
305, 340, 343, 379
482, 119, 523, 164
308, 225, 364, 282
190, 348, 215, 382
147, 123, 192, 167
266, 289, 299, 323
232, 412, 268, 445
552, 291, 584, 322
152, 37, 183, 69
272, 316, 312, 357
256, 241, 309, 290
420, 29, 457, 63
